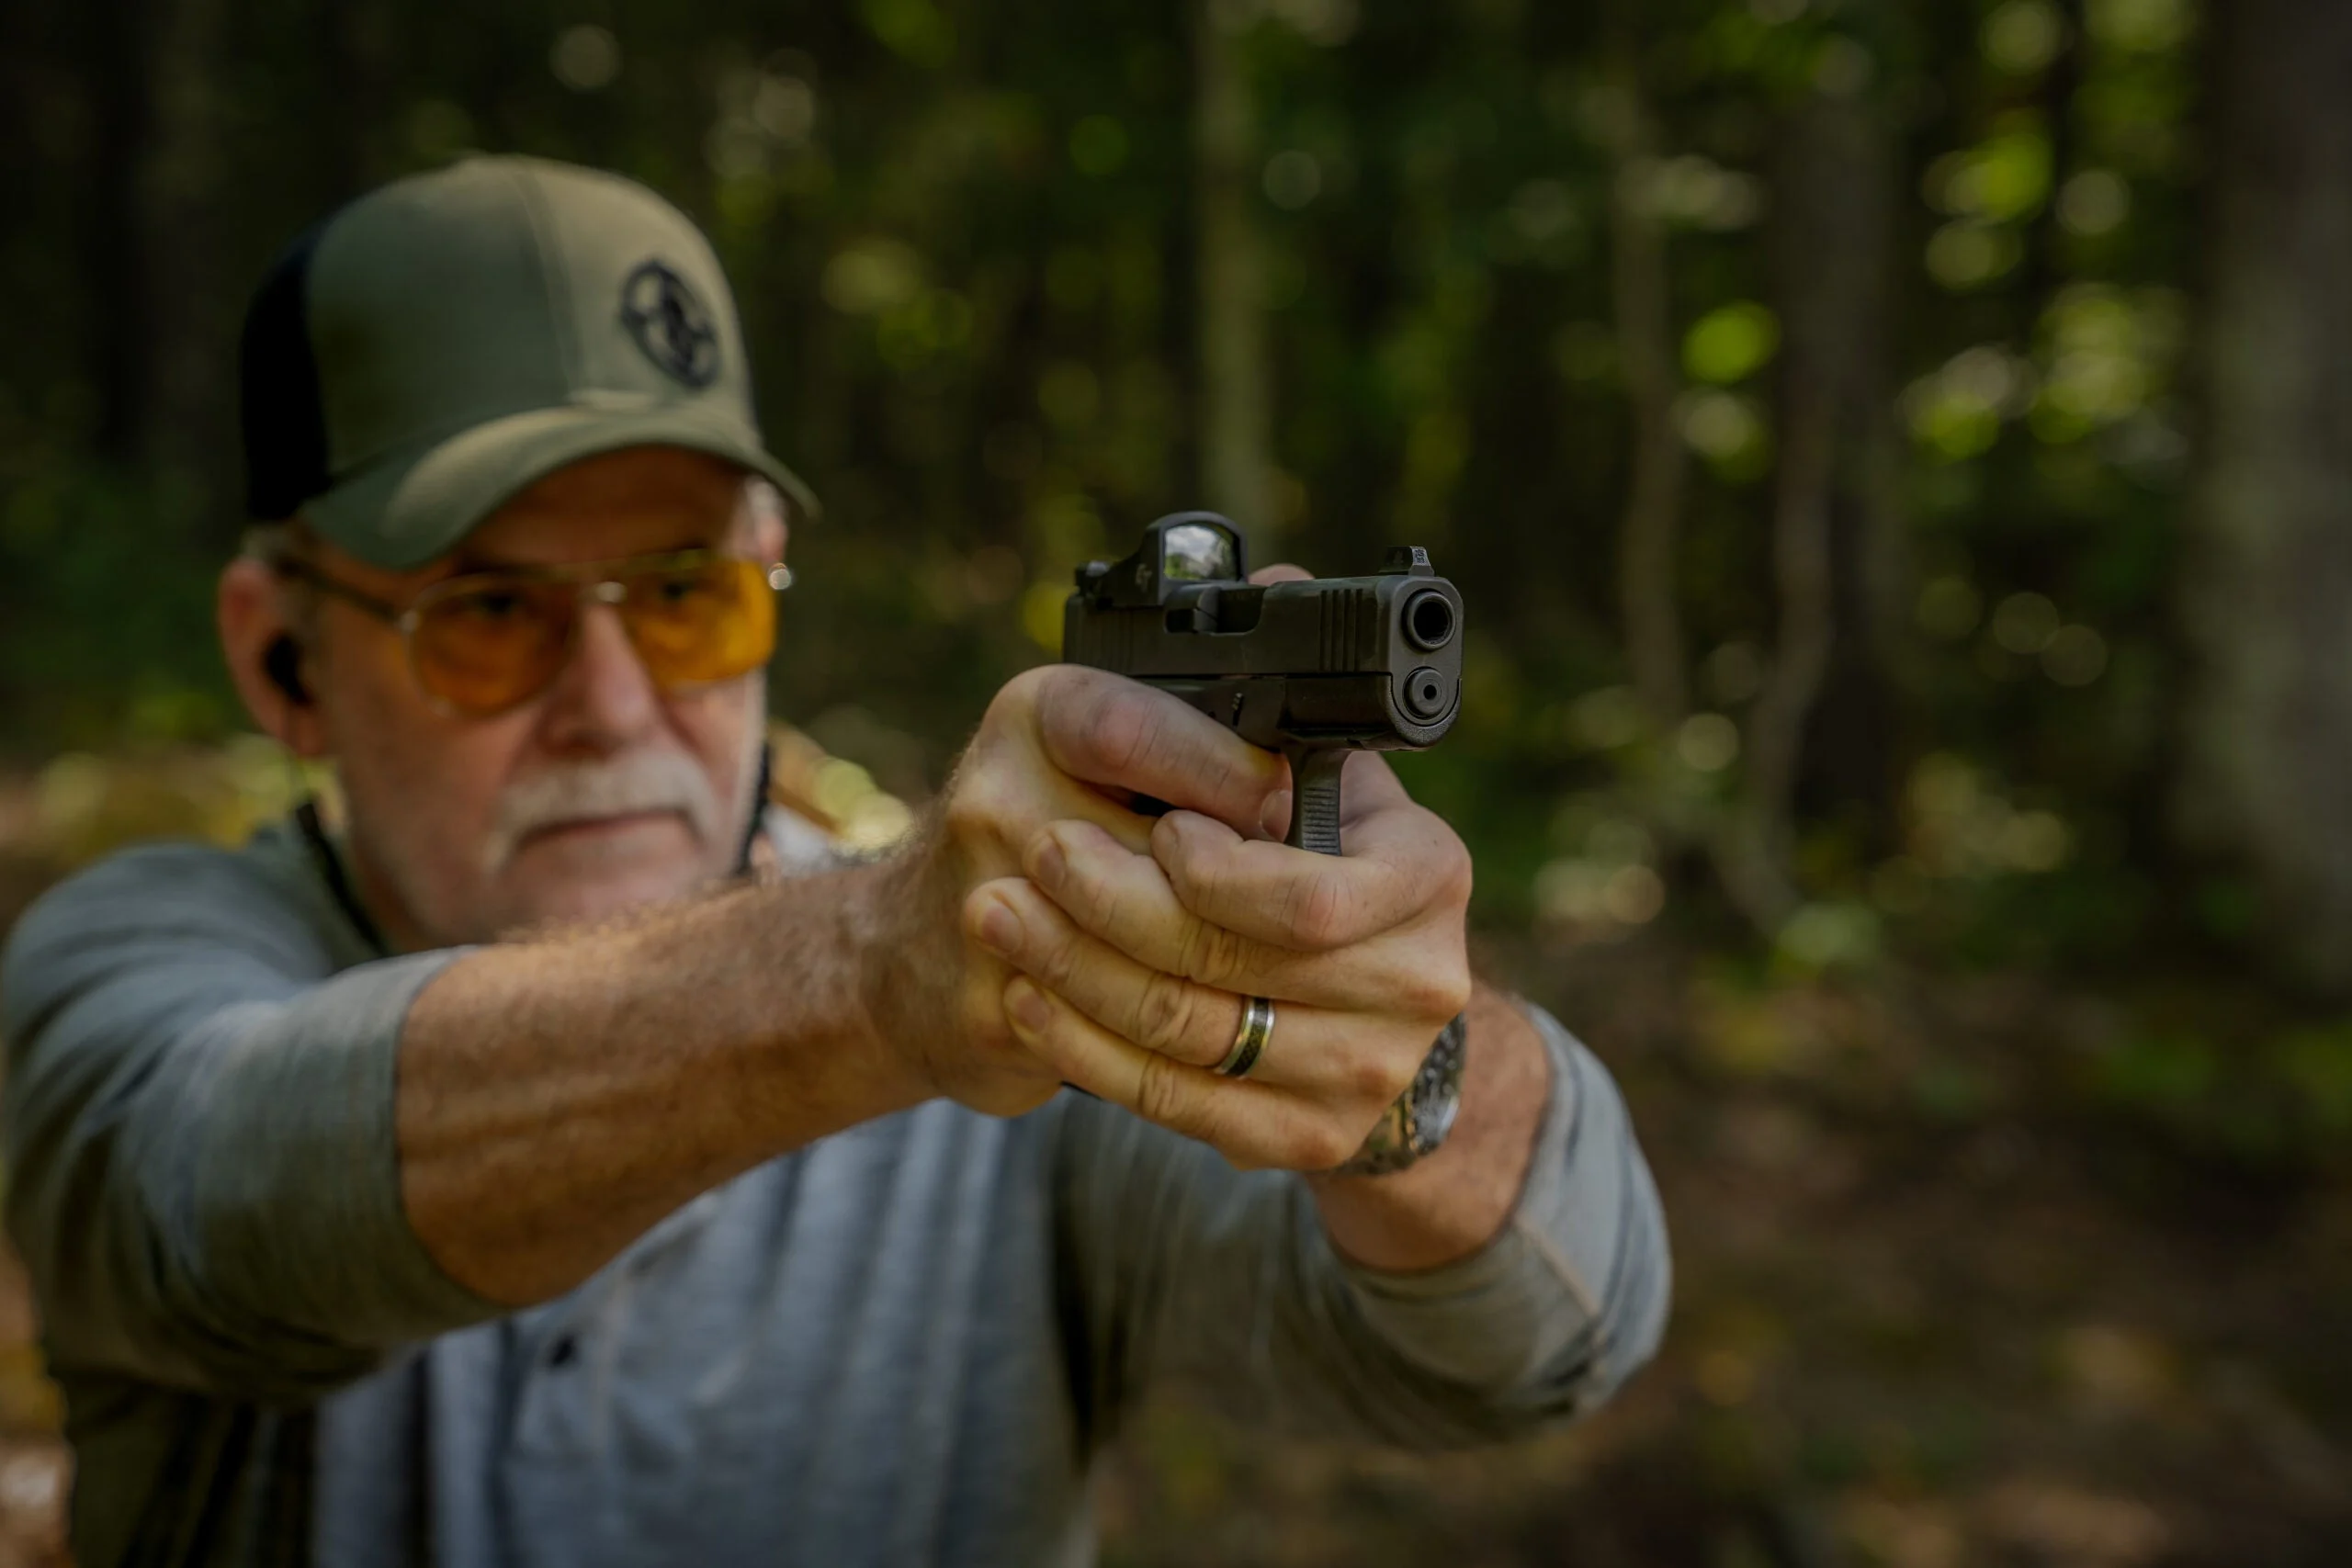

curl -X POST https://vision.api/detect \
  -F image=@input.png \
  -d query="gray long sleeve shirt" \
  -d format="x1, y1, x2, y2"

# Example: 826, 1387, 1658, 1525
0, 817, 1669, 1568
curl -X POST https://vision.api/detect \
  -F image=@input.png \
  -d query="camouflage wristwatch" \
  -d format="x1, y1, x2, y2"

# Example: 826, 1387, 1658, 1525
1331, 1012, 1469, 1178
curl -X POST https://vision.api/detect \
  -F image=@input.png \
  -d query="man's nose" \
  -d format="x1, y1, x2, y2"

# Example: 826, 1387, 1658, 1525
537, 601, 662, 751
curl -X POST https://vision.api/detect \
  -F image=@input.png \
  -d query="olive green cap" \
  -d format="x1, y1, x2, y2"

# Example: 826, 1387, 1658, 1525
238, 154, 817, 569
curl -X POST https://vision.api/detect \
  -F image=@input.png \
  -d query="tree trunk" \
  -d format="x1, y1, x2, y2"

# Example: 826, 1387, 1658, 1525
1193, 0, 1275, 542
1721, 88, 1895, 930
2177, 0, 2352, 991
144, 0, 227, 485
2018, 0, 2086, 320
86, 0, 159, 468
322, 0, 392, 196
1600, 50, 1690, 731
84, 0, 225, 483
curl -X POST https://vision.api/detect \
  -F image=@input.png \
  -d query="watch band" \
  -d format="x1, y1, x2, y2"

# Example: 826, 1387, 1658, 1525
1330, 1011, 1469, 1178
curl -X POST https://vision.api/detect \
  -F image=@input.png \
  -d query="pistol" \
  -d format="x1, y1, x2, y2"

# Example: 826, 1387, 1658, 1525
1061, 513, 1464, 855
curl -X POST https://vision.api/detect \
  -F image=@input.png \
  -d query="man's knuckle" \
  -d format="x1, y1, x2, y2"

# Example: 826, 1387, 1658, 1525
1036, 929, 1082, 991
987, 667, 1054, 735
943, 772, 1017, 847
1287, 875, 1353, 951
1001, 665, 1051, 707
1439, 961, 1474, 1016
941, 782, 989, 838
1211, 925, 1255, 987
1398, 957, 1472, 1023
1134, 971, 1197, 1054
1341, 1043, 1408, 1106
1063, 865, 1123, 934
1182, 922, 1250, 988
1133, 1052, 1193, 1128
1295, 1121, 1358, 1172
1160, 844, 1222, 916
1172, 921, 1208, 981
965, 1002, 1017, 1058
1436, 835, 1475, 907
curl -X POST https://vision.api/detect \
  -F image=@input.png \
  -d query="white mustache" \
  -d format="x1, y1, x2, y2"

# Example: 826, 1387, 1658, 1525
481, 751, 720, 874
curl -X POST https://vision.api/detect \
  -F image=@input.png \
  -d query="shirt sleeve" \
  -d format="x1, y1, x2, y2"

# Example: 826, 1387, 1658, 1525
1, 842, 504, 1404
1048, 999, 1670, 1448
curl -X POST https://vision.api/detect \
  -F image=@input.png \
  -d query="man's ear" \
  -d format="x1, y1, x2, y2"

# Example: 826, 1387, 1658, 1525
219, 556, 331, 758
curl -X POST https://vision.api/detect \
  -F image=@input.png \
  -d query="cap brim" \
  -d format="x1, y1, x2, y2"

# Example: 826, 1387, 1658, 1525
301, 400, 821, 570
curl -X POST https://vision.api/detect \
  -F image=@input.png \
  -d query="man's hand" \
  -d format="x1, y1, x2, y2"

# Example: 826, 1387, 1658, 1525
863, 662, 1295, 1117
962, 741, 1476, 1171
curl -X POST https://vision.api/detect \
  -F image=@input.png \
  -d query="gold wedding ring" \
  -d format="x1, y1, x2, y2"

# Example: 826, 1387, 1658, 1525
1216, 996, 1276, 1079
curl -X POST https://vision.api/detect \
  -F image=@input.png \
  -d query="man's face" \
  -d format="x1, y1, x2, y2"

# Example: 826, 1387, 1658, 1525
297, 446, 785, 949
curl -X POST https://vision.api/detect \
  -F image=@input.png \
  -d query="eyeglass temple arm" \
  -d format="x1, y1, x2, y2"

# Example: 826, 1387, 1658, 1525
270, 558, 408, 625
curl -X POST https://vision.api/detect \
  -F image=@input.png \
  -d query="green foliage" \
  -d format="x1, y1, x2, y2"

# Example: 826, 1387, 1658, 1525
2268, 1023, 2352, 1138
0, 0, 2211, 976
2076, 1013, 2352, 1173
12, 10, 2352, 1561
1681, 302, 1780, 386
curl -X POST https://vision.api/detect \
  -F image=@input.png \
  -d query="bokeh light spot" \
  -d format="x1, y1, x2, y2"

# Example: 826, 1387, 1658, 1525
1566, 686, 1644, 750
1984, 0, 2066, 73
1603, 864, 1668, 925
550, 26, 621, 92
1677, 713, 1742, 773
1992, 592, 2061, 655
1927, 222, 2024, 290
1262, 150, 1323, 210
1268, 0, 1360, 45
1676, 389, 1770, 479
2041, 625, 2109, 686
822, 240, 926, 315
1682, 302, 1781, 385
2059, 170, 2131, 237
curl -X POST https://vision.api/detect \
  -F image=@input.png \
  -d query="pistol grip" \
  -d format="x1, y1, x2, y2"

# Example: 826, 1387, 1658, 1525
1283, 746, 1348, 855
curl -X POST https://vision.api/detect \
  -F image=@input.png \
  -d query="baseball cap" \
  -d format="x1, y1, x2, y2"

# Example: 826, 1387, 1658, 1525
239, 154, 818, 570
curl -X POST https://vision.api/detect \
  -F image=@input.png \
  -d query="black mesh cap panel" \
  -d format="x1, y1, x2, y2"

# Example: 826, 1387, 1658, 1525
239, 222, 334, 521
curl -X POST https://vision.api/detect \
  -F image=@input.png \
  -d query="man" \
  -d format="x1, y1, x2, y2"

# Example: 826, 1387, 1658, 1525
0, 155, 1668, 1567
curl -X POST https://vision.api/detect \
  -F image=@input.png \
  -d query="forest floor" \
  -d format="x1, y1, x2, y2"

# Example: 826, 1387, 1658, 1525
0, 767, 2344, 1568
1096, 930, 2352, 1568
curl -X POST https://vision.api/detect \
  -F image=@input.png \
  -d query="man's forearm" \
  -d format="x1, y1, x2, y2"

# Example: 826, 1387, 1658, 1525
1307, 981, 1551, 1273
397, 862, 931, 1305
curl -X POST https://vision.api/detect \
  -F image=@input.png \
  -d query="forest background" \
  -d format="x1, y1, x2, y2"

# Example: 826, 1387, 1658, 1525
2, 0, 2348, 1563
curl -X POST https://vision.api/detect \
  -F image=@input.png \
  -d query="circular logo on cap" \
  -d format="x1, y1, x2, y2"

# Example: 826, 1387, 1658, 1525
620, 259, 720, 388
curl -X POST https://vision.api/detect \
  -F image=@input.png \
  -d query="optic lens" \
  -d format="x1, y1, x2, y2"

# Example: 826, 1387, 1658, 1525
1161, 522, 1238, 583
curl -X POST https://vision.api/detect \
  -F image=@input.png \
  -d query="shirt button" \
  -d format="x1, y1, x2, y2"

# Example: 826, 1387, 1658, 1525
546, 1333, 580, 1369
